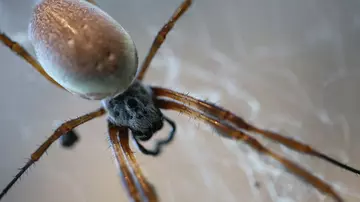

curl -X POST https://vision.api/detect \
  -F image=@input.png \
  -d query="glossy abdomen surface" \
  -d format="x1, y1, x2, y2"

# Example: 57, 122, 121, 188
29, 0, 138, 100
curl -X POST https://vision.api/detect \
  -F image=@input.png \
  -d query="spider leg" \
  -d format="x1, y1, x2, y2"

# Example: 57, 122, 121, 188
136, 0, 192, 81
107, 121, 158, 202
151, 87, 360, 175
154, 98, 344, 202
133, 115, 176, 156
0, 32, 65, 90
0, 0, 98, 91
0, 108, 105, 200
1, 0, 97, 150
86, 0, 98, 6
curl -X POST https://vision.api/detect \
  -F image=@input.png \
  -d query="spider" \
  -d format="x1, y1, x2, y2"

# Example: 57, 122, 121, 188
0, 0, 359, 201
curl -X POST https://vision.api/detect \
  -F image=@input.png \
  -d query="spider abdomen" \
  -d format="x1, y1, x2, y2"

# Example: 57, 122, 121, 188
28, 0, 138, 100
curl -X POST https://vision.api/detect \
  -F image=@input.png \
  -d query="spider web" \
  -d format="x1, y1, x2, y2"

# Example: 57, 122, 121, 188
144, 1, 360, 201
1, 1, 360, 202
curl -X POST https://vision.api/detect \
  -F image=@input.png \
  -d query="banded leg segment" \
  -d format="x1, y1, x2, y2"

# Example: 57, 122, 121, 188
86, 0, 98, 5
154, 98, 344, 202
108, 122, 158, 202
0, 32, 65, 90
151, 87, 360, 175
0, 108, 106, 200
0, 0, 98, 91
136, 0, 192, 81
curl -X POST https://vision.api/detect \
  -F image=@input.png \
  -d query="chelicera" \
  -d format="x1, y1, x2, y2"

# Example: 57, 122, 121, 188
0, 0, 359, 201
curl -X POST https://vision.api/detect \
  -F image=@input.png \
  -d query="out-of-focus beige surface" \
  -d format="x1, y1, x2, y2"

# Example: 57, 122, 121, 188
1, 0, 360, 202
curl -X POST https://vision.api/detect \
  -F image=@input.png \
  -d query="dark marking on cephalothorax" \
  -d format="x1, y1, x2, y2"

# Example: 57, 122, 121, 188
127, 98, 138, 109
101, 80, 164, 141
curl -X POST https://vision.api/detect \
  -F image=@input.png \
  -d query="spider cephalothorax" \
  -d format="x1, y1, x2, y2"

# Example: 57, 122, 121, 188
102, 80, 164, 141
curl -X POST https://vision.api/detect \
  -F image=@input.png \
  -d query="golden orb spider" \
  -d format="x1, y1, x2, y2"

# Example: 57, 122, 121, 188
0, 0, 359, 201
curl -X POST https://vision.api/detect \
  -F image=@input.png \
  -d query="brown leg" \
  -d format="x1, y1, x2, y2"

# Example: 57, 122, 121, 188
0, 33, 65, 90
0, 108, 106, 200
86, 0, 98, 6
107, 121, 158, 202
0, 0, 97, 90
136, 0, 192, 81
154, 98, 343, 202
151, 87, 360, 175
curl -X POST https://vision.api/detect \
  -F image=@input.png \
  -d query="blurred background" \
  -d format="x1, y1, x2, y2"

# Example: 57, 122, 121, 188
1, 0, 360, 201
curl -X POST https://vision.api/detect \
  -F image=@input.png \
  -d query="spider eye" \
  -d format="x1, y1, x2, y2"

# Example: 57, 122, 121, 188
28, 0, 138, 100
127, 98, 138, 109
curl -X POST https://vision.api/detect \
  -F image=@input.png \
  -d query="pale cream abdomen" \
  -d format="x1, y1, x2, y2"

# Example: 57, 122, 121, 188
28, 0, 138, 100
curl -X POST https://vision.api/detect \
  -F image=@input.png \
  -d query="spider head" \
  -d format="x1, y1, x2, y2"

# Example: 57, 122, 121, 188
102, 81, 164, 141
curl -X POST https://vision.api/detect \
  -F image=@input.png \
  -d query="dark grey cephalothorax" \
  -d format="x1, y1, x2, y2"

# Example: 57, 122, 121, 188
101, 80, 164, 141
60, 80, 176, 156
